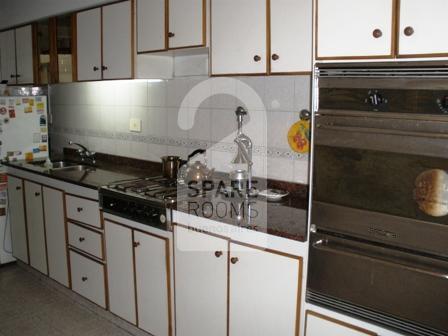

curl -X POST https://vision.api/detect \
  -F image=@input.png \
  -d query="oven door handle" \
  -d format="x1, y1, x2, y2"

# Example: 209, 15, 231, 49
316, 124, 448, 140
312, 238, 448, 280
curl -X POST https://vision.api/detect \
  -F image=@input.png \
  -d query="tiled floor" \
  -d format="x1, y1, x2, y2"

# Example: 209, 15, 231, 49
0, 264, 135, 336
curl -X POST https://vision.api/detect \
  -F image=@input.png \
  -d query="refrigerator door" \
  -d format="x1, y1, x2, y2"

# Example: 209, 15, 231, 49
0, 95, 49, 161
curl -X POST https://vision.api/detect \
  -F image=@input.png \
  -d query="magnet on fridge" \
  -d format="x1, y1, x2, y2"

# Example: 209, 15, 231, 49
8, 109, 15, 118
28, 99, 34, 106
32, 148, 40, 153
39, 115, 47, 126
36, 96, 42, 102
24, 106, 33, 113
8, 99, 14, 106
22, 98, 29, 104
25, 152, 33, 161
15, 98, 20, 105
40, 127, 47, 133
39, 145, 48, 152
41, 134, 48, 143
0, 107, 7, 115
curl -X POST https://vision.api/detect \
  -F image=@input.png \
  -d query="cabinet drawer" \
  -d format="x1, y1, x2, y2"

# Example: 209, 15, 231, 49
66, 195, 101, 228
70, 250, 106, 308
68, 222, 103, 259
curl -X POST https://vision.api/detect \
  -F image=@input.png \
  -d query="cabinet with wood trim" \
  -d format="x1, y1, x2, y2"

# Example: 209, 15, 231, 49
137, 0, 205, 53
7, 176, 28, 264
173, 225, 302, 336
211, 0, 312, 75
104, 220, 171, 336
0, 25, 34, 84
24, 181, 48, 275
316, 0, 394, 59
76, 0, 133, 81
305, 311, 377, 336
397, 0, 448, 57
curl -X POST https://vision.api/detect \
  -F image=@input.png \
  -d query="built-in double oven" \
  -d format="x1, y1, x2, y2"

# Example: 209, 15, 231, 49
308, 63, 448, 336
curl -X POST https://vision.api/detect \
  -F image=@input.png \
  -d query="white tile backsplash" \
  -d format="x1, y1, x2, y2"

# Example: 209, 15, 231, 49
50, 74, 311, 184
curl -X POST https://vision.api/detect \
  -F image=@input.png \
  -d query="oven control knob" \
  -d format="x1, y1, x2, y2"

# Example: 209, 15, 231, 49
160, 214, 167, 224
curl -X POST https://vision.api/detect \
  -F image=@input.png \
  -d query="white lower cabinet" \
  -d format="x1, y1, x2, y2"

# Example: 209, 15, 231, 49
305, 311, 377, 336
173, 225, 302, 336
105, 221, 136, 324
43, 187, 69, 287
7, 176, 28, 263
24, 181, 48, 275
174, 225, 228, 336
105, 221, 171, 336
70, 250, 106, 308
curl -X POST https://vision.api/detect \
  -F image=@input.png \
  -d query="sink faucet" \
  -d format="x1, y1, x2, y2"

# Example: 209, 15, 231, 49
232, 107, 253, 193
68, 141, 96, 165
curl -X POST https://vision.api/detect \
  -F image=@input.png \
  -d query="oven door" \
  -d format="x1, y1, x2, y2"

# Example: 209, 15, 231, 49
312, 110, 448, 257
307, 232, 448, 336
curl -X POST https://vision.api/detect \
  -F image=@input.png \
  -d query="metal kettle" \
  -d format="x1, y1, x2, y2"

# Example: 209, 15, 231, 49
184, 149, 214, 184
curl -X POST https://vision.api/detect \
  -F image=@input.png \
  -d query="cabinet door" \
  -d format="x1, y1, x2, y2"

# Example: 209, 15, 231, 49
229, 243, 301, 336
168, 0, 204, 49
174, 225, 228, 336
270, 0, 312, 73
76, 8, 102, 81
316, 0, 394, 59
398, 0, 448, 56
0, 30, 17, 84
15, 25, 34, 84
137, 0, 166, 52
134, 231, 170, 336
24, 181, 47, 275
102, 0, 133, 79
104, 221, 136, 324
43, 187, 68, 287
211, 0, 267, 75
305, 311, 377, 336
7, 176, 28, 263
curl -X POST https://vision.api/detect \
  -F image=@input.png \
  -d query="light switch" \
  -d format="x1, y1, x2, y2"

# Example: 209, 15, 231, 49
129, 118, 142, 132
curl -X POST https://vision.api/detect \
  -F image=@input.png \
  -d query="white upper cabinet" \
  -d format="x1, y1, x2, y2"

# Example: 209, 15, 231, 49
76, 8, 102, 81
102, 0, 133, 79
316, 0, 394, 59
15, 25, 34, 84
0, 30, 17, 84
398, 0, 448, 57
168, 0, 204, 49
211, 0, 267, 75
137, 0, 166, 52
270, 0, 312, 73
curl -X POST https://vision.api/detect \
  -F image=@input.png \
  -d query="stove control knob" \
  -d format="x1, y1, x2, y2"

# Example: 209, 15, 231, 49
160, 214, 167, 224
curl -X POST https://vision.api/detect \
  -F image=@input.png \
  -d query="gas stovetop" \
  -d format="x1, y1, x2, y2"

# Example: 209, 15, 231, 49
99, 176, 185, 231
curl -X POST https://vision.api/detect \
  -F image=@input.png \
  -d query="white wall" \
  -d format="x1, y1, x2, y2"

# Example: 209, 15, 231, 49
0, 0, 114, 29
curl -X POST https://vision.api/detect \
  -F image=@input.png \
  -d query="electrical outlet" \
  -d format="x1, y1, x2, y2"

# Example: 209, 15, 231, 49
129, 118, 142, 132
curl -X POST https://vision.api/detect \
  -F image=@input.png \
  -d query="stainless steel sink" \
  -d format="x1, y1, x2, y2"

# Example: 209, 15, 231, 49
50, 161, 78, 169
51, 164, 94, 172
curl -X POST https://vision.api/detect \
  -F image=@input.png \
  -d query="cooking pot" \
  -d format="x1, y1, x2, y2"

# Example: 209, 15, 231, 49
161, 156, 184, 180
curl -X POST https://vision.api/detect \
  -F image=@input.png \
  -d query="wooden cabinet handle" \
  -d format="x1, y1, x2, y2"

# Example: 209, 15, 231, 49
93, 66, 99, 71
79, 237, 85, 242
82, 276, 88, 282
77, 207, 83, 212
168, 32, 175, 38
215, 251, 223, 258
101, 65, 108, 71
230, 257, 239, 264
404, 26, 414, 36
253, 55, 261, 62
372, 29, 383, 38
15, 186, 21, 190
133, 241, 140, 248
271, 54, 280, 61
35, 192, 41, 197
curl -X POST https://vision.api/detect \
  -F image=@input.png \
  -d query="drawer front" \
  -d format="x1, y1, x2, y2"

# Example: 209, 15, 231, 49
66, 195, 101, 228
70, 251, 106, 308
68, 222, 103, 259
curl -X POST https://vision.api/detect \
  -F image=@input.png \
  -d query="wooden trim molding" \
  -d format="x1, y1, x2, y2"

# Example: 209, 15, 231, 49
304, 310, 378, 336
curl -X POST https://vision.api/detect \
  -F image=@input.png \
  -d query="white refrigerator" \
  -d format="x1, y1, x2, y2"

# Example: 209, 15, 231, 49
0, 95, 49, 264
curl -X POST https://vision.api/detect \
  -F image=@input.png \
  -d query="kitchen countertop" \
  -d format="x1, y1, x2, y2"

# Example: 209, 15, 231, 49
4, 153, 309, 242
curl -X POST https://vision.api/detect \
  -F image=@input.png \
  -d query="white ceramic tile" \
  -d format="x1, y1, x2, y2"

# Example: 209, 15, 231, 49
266, 111, 295, 149
266, 157, 294, 182
210, 150, 234, 173
115, 139, 131, 155
165, 77, 191, 108
88, 137, 116, 155
148, 81, 167, 107
129, 141, 148, 159
114, 81, 132, 106
130, 81, 148, 106
100, 105, 116, 131
210, 109, 237, 143
236, 76, 267, 112
130, 106, 148, 128
114, 106, 131, 133
210, 77, 237, 109
188, 108, 211, 141
294, 75, 311, 111
293, 158, 310, 184
166, 145, 189, 159
147, 144, 168, 162
242, 109, 267, 147
265, 76, 295, 112
251, 154, 267, 179
147, 107, 168, 137
189, 76, 212, 109
167, 107, 189, 139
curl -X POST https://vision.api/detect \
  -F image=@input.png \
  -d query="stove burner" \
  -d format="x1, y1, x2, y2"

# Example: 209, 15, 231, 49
108, 176, 179, 201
